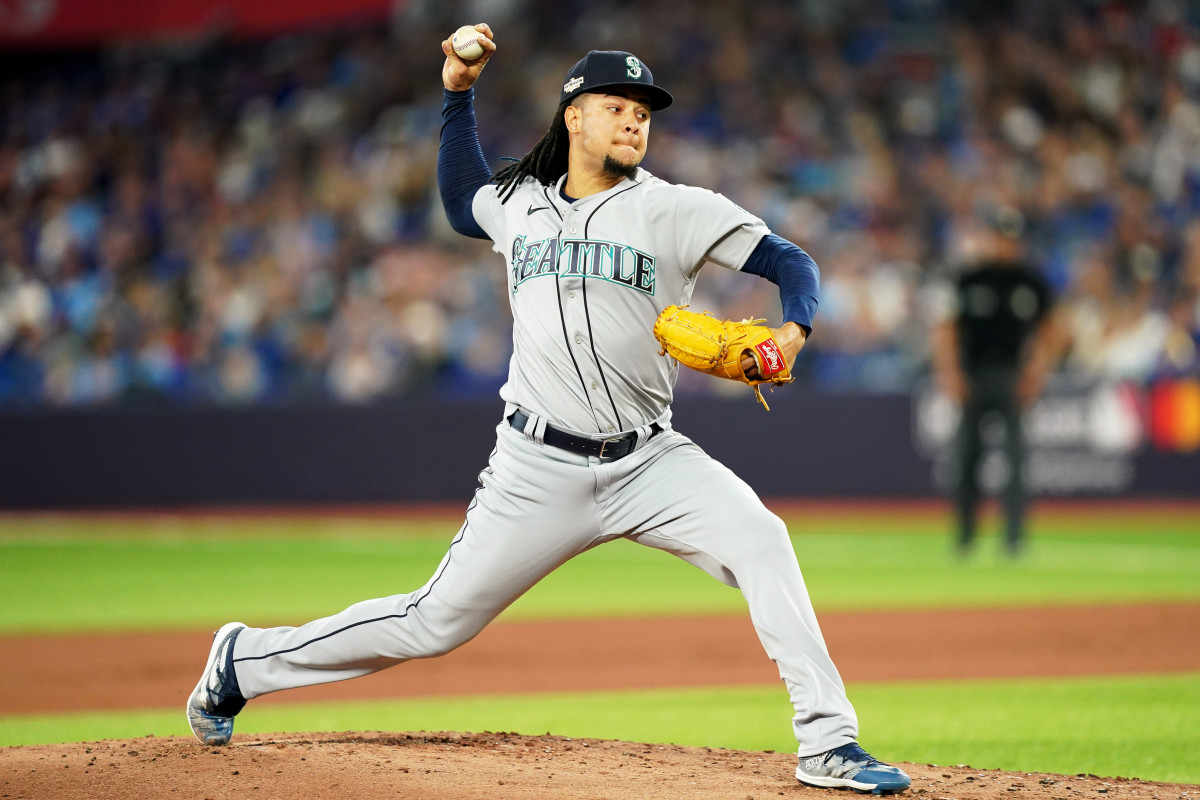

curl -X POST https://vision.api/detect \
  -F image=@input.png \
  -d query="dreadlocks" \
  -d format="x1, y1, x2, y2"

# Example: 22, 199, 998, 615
491, 100, 572, 203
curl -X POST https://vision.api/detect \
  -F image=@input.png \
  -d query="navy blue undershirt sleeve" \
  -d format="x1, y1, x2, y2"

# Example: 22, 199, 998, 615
741, 233, 820, 334
438, 88, 491, 240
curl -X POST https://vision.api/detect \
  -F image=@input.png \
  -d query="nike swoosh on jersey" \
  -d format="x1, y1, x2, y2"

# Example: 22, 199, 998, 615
527, 205, 550, 215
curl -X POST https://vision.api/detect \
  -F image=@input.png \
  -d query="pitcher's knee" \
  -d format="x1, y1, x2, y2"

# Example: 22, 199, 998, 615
414, 638, 461, 659
366, 597, 487, 660
404, 609, 489, 659
736, 511, 795, 561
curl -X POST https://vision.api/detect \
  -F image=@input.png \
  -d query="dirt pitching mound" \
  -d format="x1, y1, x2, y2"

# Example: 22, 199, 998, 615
4, 731, 1194, 800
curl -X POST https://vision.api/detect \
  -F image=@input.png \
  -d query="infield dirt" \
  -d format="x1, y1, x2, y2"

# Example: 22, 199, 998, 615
5, 731, 1198, 800
2, 603, 1198, 799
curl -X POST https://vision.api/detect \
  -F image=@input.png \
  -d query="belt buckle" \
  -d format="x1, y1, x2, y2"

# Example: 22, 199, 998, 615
598, 434, 629, 460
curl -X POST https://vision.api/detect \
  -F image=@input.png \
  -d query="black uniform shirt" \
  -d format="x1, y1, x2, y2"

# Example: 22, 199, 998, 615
954, 259, 1053, 372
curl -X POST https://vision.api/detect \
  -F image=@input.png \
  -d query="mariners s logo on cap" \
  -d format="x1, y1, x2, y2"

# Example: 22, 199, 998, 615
559, 50, 673, 110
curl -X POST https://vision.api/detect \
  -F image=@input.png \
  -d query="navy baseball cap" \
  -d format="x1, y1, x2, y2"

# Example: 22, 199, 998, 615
560, 50, 673, 111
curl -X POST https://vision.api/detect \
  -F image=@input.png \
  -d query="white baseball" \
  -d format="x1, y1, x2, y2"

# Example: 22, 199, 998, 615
451, 26, 484, 61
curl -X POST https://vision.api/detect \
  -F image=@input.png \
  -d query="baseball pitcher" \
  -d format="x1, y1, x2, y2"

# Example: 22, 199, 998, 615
186, 24, 911, 794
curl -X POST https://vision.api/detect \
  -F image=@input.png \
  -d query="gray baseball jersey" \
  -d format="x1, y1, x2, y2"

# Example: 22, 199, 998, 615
474, 168, 766, 434
220, 159, 858, 759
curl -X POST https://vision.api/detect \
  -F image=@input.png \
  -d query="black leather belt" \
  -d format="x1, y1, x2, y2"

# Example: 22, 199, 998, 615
509, 409, 661, 461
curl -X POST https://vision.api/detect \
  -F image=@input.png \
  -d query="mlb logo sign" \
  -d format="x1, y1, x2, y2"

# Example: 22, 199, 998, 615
755, 340, 785, 377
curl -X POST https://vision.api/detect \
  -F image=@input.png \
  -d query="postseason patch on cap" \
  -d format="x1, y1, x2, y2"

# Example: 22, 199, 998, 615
559, 50, 673, 110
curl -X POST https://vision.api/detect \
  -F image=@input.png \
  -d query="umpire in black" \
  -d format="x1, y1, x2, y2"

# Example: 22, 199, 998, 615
931, 206, 1067, 558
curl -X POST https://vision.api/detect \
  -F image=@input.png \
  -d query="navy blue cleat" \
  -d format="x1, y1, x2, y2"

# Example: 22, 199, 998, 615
186, 622, 248, 745
795, 742, 911, 794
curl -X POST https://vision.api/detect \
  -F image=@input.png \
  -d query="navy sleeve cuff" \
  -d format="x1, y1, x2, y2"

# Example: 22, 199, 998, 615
741, 234, 820, 334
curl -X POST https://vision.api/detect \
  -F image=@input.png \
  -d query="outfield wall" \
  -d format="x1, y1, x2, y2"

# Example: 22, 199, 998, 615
2, 385, 1196, 508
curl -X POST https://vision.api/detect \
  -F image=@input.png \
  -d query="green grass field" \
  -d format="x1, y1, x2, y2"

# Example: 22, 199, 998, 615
1, 504, 1198, 783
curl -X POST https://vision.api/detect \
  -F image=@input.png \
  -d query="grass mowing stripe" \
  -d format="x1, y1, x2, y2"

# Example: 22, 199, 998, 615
2, 518, 1199, 633
852, 673, 1200, 785
1, 673, 1196, 784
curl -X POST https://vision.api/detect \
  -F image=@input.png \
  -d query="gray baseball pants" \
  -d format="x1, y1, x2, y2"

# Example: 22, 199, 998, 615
229, 411, 859, 755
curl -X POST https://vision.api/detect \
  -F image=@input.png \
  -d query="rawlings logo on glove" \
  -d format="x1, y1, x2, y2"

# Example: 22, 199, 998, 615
653, 304, 793, 410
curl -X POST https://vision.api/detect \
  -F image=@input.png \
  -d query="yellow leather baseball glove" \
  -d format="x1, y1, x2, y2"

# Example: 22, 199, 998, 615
653, 304, 793, 410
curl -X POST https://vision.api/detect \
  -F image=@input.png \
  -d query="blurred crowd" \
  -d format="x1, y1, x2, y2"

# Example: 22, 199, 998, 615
1, 0, 1199, 408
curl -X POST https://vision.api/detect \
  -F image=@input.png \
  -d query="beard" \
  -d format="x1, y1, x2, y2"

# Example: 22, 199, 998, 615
602, 154, 639, 180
